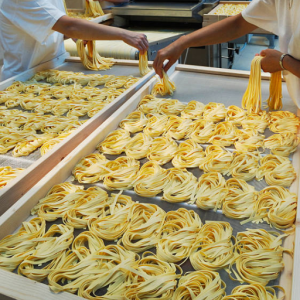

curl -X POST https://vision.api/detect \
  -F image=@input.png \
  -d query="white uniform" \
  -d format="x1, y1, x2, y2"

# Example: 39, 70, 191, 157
242, 0, 300, 107
0, 0, 66, 81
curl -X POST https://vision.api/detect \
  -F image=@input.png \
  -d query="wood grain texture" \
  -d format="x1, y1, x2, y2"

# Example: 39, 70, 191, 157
0, 269, 81, 300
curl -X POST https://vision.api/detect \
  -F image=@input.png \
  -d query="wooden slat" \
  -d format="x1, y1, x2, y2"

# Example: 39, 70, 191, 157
0, 269, 81, 300
175, 64, 276, 81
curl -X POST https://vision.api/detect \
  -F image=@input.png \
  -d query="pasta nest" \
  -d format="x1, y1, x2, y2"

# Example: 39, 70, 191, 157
133, 160, 168, 197
253, 186, 297, 230
203, 102, 227, 123
235, 228, 287, 254
164, 115, 193, 140
173, 270, 226, 300
143, 113, 169, 137
104, 156, 140, 190
223, 178, 257, 220
97, 129, 131, 155
124, 253, 180, 300
269, 111, 300, 134
223, 283, 285, 300
189, 119, 216, 143
228, 247, 284, 286
105, 76, 133, 89
151, 71, 176, 96
157, 208, 202, 263
264, 133, 300, 156
73, 153, 109, 183
200, 145, 233, 175
147, 136, 178, 165
0, 166, 24, 189
192, 172, 228, 211
89, 193, 133, 240
241, 111, 269, 133
181, 100, 205, 119
41, 130, 75, 156
190, 221, 235, 271
226, 105, 247, 126
18, 224, 74, 282
62, 187, 110, 229
138, 95, 161, 114
209, 121, 238, 147
125, 132, 152, 159
119, 111, 148, 133
172, 139, 205, 168
0, 217, 46, 271
121, 203, 166, 252
229, 152, 260, 181
256, 154, 296, 187
162, 168, 198, 203
157, 99, 186, 116
235, 129, 265, 152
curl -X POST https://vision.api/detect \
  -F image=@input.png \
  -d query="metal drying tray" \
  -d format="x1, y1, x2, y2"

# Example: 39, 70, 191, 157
0, 53, 156, 215
0, 64, 298, 299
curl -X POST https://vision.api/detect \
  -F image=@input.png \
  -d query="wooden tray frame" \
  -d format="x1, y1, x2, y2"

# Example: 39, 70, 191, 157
203, 1, 272, 35
0, 55, 156, 216
0, 64, 299, 300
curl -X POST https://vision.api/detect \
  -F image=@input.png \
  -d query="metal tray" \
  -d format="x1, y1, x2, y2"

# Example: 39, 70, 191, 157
0, 54, 155, 215
0, 64, 298, 299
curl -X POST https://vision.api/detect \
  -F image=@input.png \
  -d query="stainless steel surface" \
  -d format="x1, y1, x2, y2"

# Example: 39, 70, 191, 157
112, 2, 203, 18
20, 69, 295, 296
0, 62, 144, 170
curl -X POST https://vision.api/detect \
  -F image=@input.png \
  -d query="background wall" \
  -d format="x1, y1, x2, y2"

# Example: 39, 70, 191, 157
0, 0, 4, 64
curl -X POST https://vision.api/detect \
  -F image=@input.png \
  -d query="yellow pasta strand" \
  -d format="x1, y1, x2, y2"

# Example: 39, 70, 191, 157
242, 56, 263, 114
139, 51, 151, 76
76, 39, 114, 71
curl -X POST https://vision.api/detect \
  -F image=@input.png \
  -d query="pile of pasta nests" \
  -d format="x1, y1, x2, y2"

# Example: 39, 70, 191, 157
0, 69, 139, 157
0, 182, 291, 299
214, 4, 249, 16
72, 94, 299, 230
66, 0, 105, 20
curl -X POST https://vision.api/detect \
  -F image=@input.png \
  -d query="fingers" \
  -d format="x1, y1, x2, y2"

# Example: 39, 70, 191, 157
260, 49, 267, 57
153, 52, 164, 78
164, 59, 175, 74
135, 34, 148, 54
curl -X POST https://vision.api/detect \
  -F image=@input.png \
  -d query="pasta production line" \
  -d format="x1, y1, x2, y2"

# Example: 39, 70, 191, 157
64, 0, 254, 68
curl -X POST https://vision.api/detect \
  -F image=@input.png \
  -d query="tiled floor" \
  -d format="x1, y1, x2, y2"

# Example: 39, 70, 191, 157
232, 35, 279, 71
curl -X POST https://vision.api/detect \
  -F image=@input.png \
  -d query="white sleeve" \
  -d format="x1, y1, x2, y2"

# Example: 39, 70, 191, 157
242, 0, 279, 35
0, 0, 66, 45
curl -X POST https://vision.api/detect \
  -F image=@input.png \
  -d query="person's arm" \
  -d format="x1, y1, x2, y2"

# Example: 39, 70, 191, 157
153, 13, 257, 77
53, 15, 148, 53
259, 49, 300, 78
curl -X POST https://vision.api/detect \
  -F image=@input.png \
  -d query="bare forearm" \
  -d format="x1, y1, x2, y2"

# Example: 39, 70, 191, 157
283, 55, 300, 78
53, 16, 128, 41
175, 14, 257, 52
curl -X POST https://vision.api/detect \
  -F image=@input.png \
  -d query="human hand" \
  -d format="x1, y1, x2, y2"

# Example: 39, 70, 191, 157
153, 36, 185, 78
122, 31, 149, 54
256, 49, 283, 73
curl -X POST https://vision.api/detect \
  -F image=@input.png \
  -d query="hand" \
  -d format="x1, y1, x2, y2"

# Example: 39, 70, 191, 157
257, 49, 283, 73
122, 32, 149, 54
153, 36, 185, 78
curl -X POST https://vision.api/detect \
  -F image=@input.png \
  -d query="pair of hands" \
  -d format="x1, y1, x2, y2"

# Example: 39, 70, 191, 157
152, 39, 284, 78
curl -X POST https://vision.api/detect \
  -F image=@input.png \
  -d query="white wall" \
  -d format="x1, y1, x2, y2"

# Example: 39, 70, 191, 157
0, 0, 4, 63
